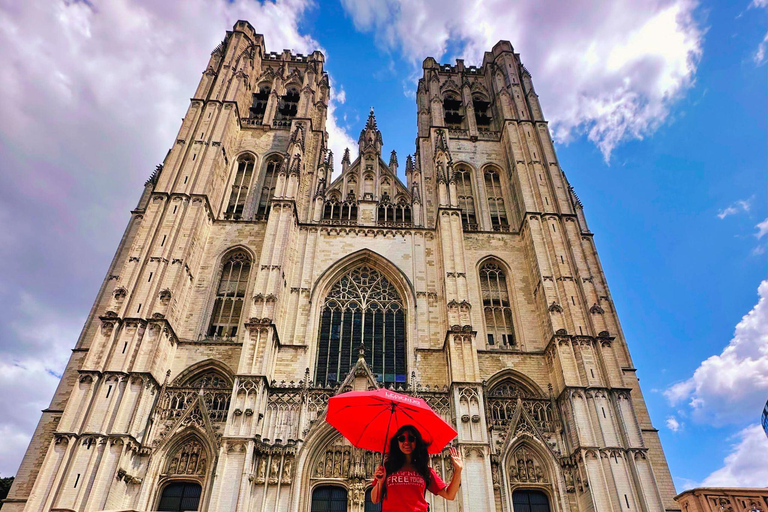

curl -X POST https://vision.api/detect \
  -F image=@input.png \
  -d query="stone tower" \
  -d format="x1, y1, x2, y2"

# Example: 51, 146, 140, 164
4, 21, 678, 512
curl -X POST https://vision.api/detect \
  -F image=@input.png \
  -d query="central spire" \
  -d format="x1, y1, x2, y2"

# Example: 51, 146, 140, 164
358, 106, 383, 156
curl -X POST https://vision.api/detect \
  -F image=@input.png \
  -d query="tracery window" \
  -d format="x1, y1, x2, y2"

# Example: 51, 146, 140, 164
323, 194, 357, 224
250, 84, 270, 120
443, 93, 463, 127
480, 261, 515, 348
224, 156, 254, 220
315, 265, 406, 386
207, 250, 251, 339
485, 169, 508, 231
455, 167, 477, 230
256, 157, 281, 219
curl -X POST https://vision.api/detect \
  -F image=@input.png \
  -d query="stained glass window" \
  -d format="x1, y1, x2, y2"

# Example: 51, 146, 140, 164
224, 156, 254, 220
485, 169, 508, 231
315, 265, 406, 386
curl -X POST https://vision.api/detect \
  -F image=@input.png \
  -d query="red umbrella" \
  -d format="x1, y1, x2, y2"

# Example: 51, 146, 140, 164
326, 388, 457, 455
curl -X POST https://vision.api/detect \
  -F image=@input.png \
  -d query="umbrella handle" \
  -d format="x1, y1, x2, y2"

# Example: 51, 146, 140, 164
381, 403, 396, 465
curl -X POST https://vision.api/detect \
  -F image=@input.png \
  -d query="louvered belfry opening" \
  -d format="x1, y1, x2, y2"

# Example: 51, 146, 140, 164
315, 265, 406, 386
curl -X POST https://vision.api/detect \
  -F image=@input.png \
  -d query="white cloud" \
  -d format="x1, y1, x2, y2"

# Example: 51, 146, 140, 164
756, 218, 768, 239
700, 424, 768, 486
665, 280, 768, 426
751, 0, 768, 7
755, 32, 768, 65
666, 416, 682, 432
339, 0, 703, 161
0, 0, 353, 477
717, 198, 752, 219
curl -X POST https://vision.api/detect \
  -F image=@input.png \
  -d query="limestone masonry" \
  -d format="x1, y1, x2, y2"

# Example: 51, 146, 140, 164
4, 20, 679, 512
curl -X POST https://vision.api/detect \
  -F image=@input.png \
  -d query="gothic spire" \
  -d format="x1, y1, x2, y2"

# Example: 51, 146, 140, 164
341, 147, 351, 165
358, 106, 383, 155
389, 150, 398, 168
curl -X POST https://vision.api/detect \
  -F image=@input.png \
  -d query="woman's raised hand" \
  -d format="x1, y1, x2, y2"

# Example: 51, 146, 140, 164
374, 465, 387, 482
448, 447, 463, 471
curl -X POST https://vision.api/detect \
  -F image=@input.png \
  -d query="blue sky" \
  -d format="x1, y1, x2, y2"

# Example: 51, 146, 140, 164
0, 0, 765, 490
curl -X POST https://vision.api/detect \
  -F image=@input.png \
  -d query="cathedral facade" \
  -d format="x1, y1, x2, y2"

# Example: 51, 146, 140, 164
4, 20, 679, 512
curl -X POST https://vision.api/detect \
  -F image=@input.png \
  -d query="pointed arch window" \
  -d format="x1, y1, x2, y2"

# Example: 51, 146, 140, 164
207, 250, 251, 339
480, 261, 515, 348
455, 167, 477, 230
315, 265, 406, 386
224, 156, 254, 220
473, 94, 492, 128
443, 93, 463, 127
485, 169, 509, 231
257, 157, 281, 219
250, 84, 271, 120
277, 86, 299, 121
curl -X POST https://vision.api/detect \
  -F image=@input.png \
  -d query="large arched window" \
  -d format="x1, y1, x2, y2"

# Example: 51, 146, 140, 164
207, 250, 251, 339
224, 156, 254, 220
485, 169, 508, 231
512, 490, 551, 512
315, 265, 406, 386
480, 261, 515, 348
158, 482, 202, 511
455, 167, 477, 230
257, 157, 281, 219
277, 86, 299, 121
311, 486, 347, 512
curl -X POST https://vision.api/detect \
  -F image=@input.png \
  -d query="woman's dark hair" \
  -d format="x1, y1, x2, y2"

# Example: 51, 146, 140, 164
381, 425, 431, 499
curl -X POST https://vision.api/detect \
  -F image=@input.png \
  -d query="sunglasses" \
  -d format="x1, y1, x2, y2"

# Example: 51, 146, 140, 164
397, 434, 416, 443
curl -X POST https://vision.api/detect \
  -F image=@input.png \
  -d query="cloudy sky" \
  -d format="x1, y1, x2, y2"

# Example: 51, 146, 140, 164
0, 0, 766, 491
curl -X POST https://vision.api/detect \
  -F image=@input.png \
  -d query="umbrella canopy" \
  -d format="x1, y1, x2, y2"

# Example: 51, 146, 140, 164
326, 388, 457, 455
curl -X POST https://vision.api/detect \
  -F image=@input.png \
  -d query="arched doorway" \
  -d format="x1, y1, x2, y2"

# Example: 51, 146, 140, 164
157, 481, 202, 511
311, 485, 348, 512
512, 489, 550, 512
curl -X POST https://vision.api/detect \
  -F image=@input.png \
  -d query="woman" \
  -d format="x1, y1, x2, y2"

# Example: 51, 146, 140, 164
371, 425, 463, 511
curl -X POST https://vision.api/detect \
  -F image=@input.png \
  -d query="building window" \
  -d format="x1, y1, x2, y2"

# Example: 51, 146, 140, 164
473, 95, 492, 128
512, 490, 551, 512
224, 156, 254, 220
377, 195, 411, 226
250, 84, 270, 120
158, 482, 202, 511
277, 86, 299, 120
485, 169, 508, 231
443, 93, 463, 127
311, 486, 347, 512
480, 261, 515, 348
257, 157, 281, 219
207, 250, 251, 339
315, 265, 406, 386
455, 167, 477, 230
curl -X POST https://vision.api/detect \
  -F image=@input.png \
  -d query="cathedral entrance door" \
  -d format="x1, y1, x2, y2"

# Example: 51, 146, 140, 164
512, 489, 550, 512
311, 486, 348, 512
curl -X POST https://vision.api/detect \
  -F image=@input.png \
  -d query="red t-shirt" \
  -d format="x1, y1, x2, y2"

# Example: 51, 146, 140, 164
374, 468, 447, 512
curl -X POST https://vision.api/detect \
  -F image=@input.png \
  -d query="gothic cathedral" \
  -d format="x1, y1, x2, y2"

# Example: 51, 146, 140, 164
4, 21, 678, 512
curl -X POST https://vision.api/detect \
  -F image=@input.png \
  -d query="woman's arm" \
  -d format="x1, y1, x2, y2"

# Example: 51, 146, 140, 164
437, 447, 463, 501
371, 465, 386, 504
